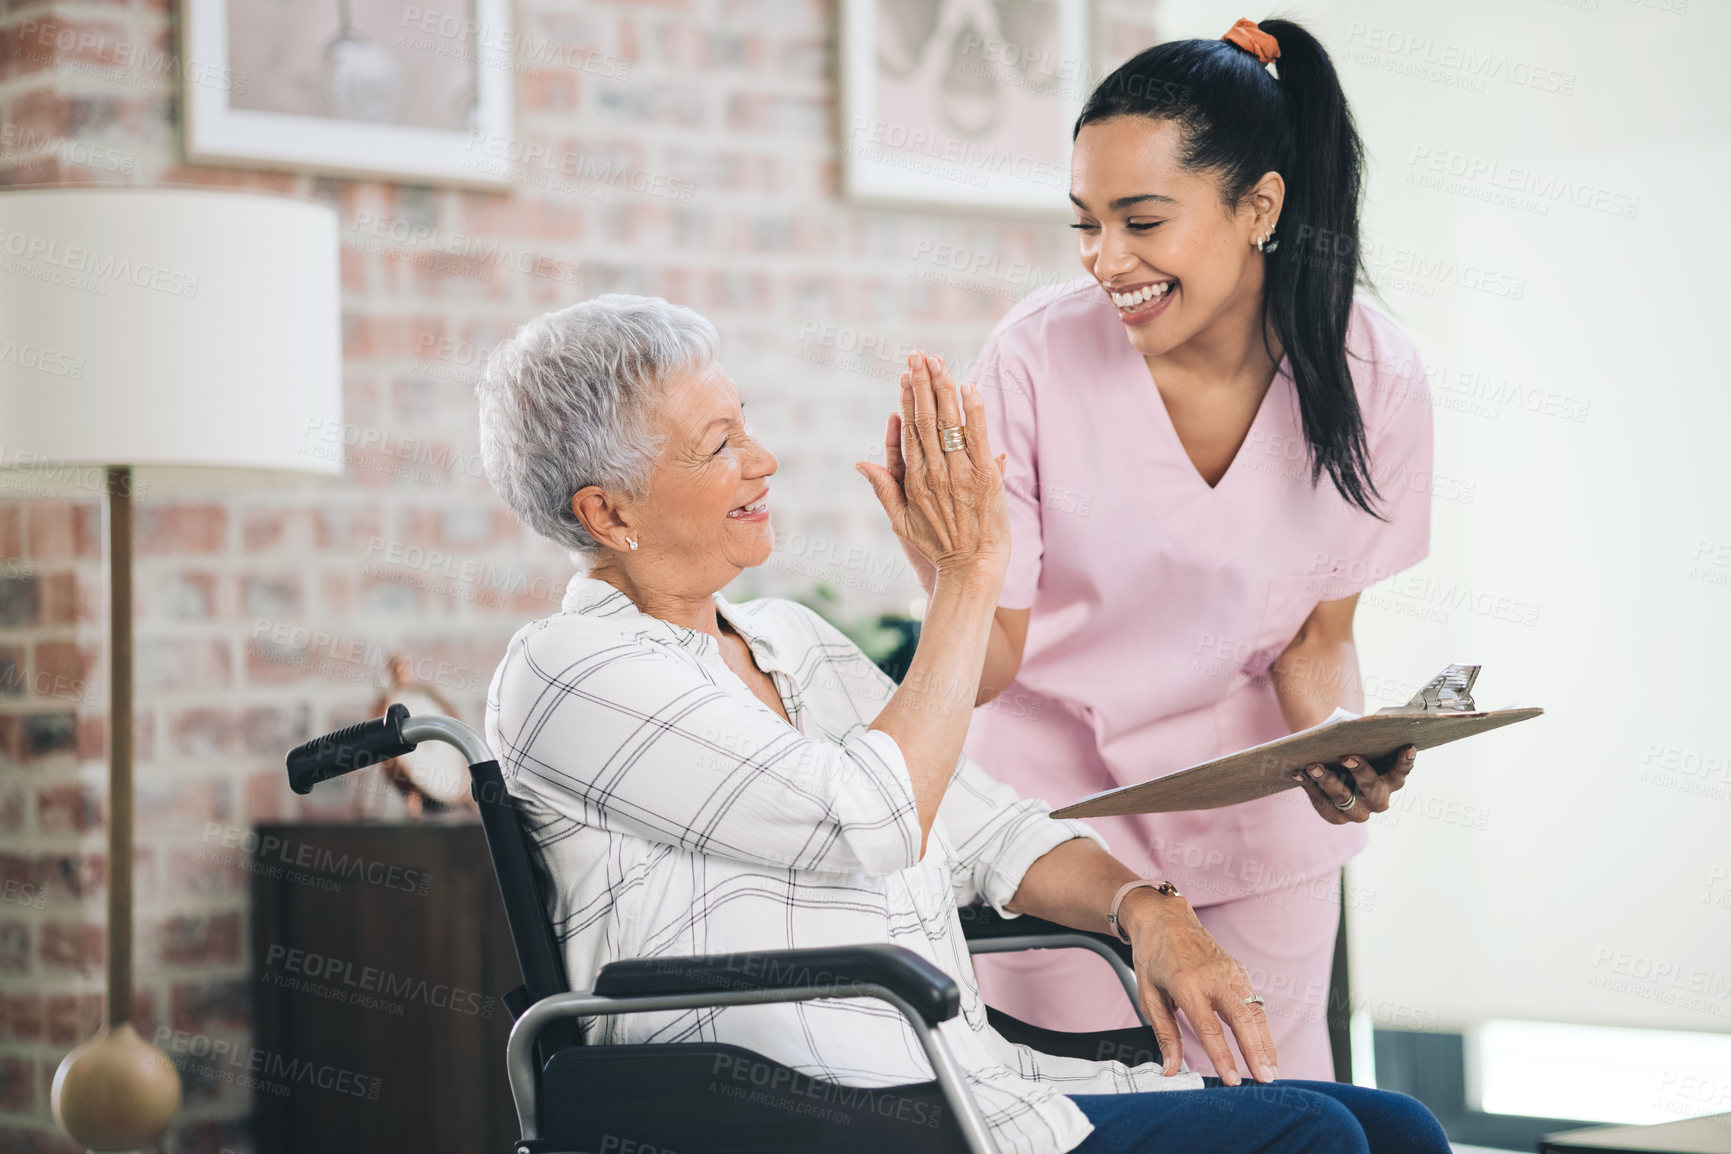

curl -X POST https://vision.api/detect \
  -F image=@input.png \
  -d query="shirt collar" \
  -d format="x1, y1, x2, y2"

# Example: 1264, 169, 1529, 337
560, 574, 781, 668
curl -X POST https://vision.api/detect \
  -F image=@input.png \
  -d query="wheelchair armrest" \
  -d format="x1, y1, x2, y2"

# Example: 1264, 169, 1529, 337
593, 943, 960, 1026
957, 902, 1134, 967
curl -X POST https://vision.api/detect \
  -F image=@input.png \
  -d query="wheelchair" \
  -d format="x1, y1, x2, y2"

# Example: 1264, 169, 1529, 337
286, 705, 1166, 1154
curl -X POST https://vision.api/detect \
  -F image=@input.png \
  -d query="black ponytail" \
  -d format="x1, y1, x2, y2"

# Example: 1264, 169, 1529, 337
1075, 19, 1381, 516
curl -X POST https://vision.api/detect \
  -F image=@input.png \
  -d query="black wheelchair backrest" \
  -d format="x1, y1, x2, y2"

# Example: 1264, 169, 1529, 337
285, 706, 571, 1021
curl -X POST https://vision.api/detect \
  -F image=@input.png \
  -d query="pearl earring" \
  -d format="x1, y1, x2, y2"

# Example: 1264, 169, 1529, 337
626, 537, 638, 550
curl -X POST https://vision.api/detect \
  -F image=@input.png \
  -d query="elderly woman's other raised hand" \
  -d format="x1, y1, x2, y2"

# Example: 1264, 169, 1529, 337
856, 352, 1011, 586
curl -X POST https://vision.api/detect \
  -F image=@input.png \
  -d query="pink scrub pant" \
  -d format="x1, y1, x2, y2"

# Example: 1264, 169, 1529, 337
974, 870, 1343, 1080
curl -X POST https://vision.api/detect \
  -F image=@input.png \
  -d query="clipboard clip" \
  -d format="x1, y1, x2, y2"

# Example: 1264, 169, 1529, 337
1379, 664, 1480, 714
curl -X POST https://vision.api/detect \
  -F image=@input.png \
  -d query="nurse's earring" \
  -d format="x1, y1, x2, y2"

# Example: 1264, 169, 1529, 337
626, 537, 638, 550
1254, 229, 1279, 254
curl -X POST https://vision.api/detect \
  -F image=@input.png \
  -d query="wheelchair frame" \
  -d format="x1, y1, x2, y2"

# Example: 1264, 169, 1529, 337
286, 705, 1157, 1154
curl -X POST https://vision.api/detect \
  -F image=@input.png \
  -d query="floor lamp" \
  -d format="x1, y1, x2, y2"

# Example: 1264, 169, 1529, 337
0, 188, 342, 1149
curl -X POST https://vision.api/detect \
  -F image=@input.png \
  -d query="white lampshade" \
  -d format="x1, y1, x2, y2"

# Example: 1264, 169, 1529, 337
0, 187, 342, 490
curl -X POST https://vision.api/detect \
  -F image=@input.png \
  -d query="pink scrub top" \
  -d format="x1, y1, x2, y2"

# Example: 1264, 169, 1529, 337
963, 280, 1434, 906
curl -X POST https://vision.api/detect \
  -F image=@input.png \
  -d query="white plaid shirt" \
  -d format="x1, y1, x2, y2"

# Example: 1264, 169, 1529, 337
485, 575, 1203, 1154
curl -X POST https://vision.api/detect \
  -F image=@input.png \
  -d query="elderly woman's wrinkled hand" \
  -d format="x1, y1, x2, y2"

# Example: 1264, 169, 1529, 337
856, 352, 1011, 583
1117, 886, 1278, 1084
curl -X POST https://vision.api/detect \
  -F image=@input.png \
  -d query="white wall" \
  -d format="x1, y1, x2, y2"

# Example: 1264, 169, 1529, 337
1163, 0, 1731, 1036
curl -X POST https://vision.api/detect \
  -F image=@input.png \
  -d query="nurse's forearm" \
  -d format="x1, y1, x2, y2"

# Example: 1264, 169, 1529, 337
976, 606, 1030, 706
1270, 636, 1363, 729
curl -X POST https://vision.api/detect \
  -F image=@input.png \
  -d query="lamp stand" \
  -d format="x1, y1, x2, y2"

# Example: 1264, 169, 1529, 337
50, 466, 181, 1149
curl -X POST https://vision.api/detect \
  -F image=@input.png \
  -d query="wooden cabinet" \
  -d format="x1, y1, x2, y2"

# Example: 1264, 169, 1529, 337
250, 822, 522, 1154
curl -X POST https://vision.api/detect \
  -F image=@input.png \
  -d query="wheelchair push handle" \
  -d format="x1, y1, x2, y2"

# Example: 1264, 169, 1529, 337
286, 703, 418, 794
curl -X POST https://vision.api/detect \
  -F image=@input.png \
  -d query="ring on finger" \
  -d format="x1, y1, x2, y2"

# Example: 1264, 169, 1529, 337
938, 426, 966, 453
1333, 792, 1358, 811
1242, 994, 1264, 1006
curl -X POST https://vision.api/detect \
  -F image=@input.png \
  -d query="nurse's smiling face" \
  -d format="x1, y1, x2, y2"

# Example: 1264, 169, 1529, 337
1070, 116, 1285, 359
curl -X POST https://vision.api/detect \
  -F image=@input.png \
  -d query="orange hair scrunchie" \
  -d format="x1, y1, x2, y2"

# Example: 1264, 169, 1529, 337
1222, 18, 1281, 65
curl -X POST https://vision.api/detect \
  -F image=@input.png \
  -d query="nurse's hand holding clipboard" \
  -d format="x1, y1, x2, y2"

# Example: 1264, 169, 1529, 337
1289, 746, 1417, 824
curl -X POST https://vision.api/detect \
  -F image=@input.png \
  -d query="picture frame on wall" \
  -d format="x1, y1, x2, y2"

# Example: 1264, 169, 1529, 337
840, 0, 1091, 214
181, 0, 514, 187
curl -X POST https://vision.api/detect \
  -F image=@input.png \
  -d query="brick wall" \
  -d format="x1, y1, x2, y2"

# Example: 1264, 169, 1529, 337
0, 1, 1159, 1148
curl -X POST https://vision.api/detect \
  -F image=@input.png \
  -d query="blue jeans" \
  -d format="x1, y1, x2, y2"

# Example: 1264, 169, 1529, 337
1069, 1078, 1451, 1154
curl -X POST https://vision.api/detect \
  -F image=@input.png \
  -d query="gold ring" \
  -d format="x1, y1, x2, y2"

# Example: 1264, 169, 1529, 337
939, 426, 966, 453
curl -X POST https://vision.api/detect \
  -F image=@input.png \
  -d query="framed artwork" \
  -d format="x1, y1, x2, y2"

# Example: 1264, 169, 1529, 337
841, 0, 1090, 214
181, 0, 514, 187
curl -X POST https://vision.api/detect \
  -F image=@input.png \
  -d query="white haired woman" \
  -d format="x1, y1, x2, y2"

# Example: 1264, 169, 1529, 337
475, 294, 1448, 1154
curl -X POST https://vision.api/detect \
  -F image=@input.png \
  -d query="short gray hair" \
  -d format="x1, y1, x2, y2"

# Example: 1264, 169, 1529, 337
476, 294, 719, 559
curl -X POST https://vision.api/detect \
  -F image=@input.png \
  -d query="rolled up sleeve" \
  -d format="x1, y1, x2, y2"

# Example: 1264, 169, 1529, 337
936, 754, 1106, 914
489, 623, 925, 877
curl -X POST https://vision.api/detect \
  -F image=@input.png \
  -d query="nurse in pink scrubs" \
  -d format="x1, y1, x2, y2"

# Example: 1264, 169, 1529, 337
911, 19, 1430, 1079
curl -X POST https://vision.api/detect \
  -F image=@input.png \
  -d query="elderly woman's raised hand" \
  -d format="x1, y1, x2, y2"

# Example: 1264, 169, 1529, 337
856, 352, 1011, 585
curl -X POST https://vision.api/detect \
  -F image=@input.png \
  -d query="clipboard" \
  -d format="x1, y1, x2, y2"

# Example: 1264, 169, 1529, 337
1051, 665, 1542, 819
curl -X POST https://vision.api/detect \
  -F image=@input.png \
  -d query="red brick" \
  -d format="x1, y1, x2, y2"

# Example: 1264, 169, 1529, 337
245, 639, 313, 686
0, 574, 40, 627
31, 640, 89, 699
170, 978, 248, 1035
0, 507, 19, 558
129, 986, 158, 1040
0, 784, 23, 834
39, 921, 102, 973
0, 994, 43, 1042
0, 645, 21, 697
152, 162, 300, 193
521, 68, 581, 113
345, 314, 445, 359
40, 16, 133, 69
74, 503, 102, 558
43, 993, 102, 1047
243, 768, 291, 826
37, 783, 103, 833
0, 712, 78, 762
37, 852, 104, 903
459, 190, 586, 239
340, 244, 370, 293
241, 507, 288, 550
3, 87, 61, 143
0, 921, 27, 973
133, 505, 227, 554
0, 854, 38, 896
168, 708, 240, 757
76, 715, 106, 761
36, 571, 77, 625
0, 1055, 32, 1112
153, 911, 240, 967
69, 710, 153, 763
239, 704, 308, 756
23, 503, 80, 559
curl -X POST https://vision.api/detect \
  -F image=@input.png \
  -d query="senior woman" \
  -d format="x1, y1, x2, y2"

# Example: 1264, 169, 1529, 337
475, 294, 1447, 1154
